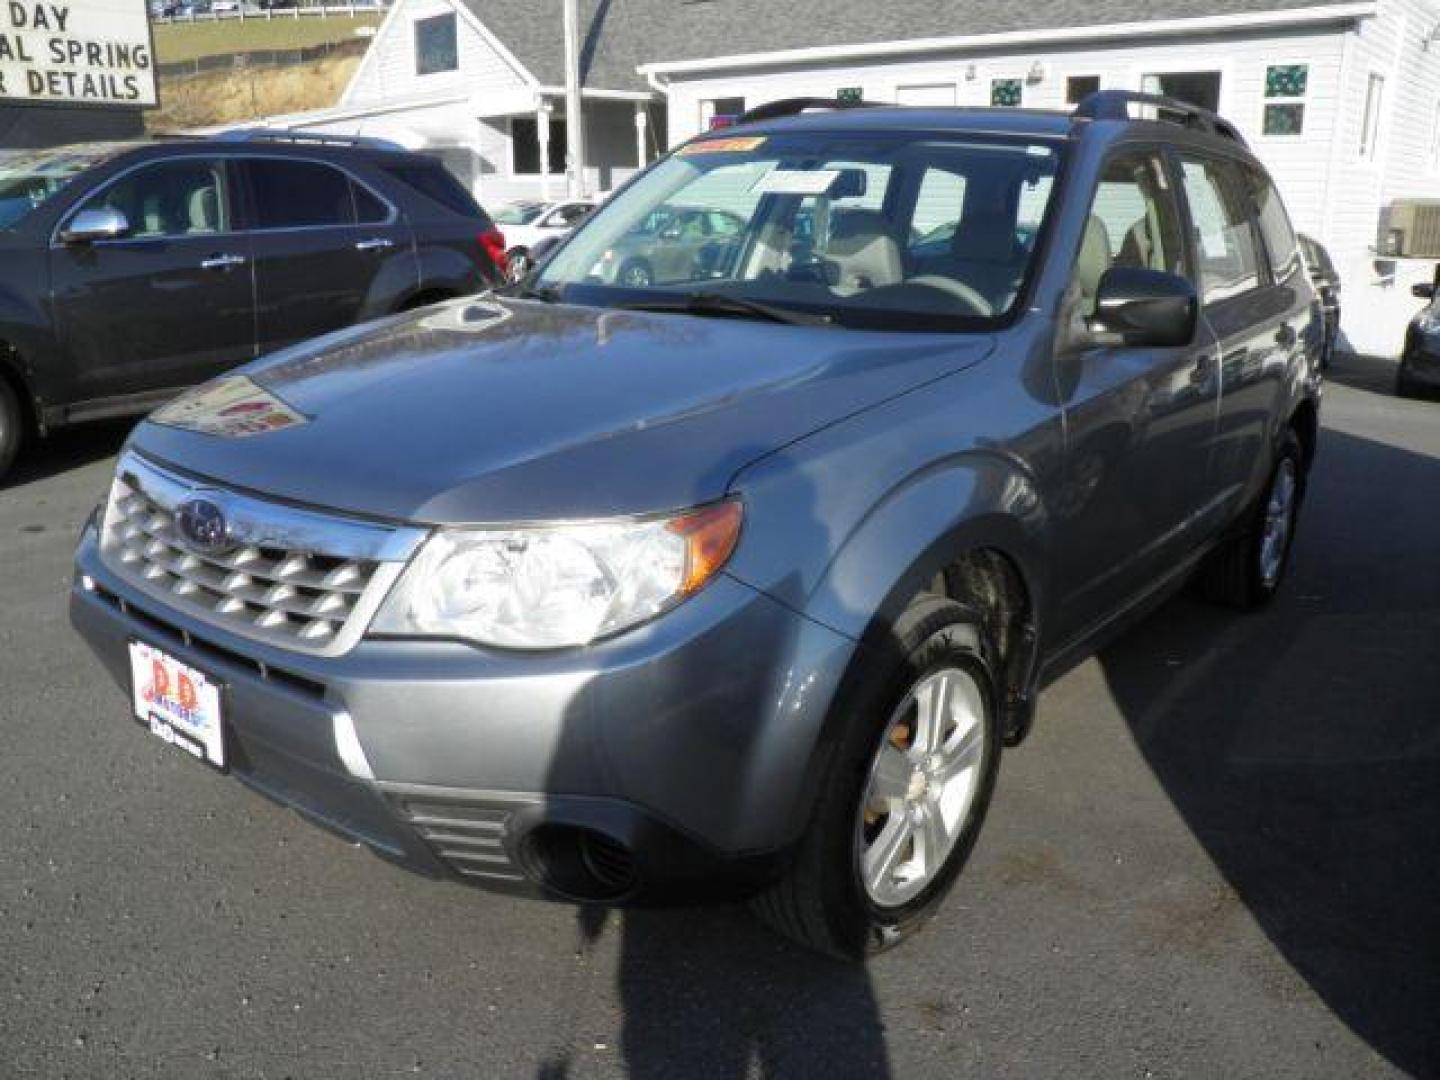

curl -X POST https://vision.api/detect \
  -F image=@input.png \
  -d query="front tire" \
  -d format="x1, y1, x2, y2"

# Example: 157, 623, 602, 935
618, 259, 653, 288
751, 596, 1001, 959
1199, 429, 1305, 609
0, 377, 23, 481
506, 247, 532, 282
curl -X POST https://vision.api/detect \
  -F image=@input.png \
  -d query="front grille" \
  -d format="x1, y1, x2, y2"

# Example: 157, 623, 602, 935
98, 451, 425, 656
386, 790, 535, 885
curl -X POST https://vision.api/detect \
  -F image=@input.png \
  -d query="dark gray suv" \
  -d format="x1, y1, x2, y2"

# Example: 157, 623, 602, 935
0, 131, 506, 479
71, 94, 1323, 958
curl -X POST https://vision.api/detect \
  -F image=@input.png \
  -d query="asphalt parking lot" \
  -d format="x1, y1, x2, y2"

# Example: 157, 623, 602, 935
1, 354, 1436, 1079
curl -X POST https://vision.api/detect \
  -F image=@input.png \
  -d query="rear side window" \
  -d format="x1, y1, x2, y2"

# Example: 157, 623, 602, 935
1177, 156, 1264, 304
382, 162, 483, 218
1246, 167, 1301, 281
246, 159, 356, 230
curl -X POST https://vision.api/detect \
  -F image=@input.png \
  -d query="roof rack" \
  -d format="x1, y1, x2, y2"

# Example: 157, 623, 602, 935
735, 96, 886, 125
1072, 90, 1246, 146
209, 128, 406, 152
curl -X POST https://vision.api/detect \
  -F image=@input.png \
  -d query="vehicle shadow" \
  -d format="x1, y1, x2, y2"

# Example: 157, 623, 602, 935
0, 417, 135, 492
1095, 426, 1440, 1076
536, 904, 891, 1079
1323, 350, 1404, 397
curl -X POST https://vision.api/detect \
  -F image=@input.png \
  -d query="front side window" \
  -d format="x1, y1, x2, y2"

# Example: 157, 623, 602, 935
1072, 151, 1187, 309
245, 160, 355, 230
535, 132, 1064, 330
1178, 156, 1264, 304
415, 14, 458, 76
81, 159, 229, 238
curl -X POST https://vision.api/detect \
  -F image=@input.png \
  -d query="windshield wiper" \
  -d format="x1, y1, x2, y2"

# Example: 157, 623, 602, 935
619, 292, 834, 327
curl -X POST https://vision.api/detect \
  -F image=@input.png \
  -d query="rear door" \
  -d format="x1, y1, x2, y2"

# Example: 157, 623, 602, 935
50, 156, 255, 400
240, 156, 414, 357
1174, 154, 1299, 517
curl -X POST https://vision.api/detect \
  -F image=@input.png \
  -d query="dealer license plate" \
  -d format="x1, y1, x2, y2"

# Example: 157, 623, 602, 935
128, 641, 226, 770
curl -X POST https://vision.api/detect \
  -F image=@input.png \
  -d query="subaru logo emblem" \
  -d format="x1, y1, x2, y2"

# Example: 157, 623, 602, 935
175, 496, 232, 556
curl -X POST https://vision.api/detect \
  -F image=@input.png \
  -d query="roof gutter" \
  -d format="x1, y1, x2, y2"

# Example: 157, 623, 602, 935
635, 2, 1377, 78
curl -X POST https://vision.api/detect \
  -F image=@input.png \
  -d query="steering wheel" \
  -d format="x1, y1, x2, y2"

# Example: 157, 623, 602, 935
907, 275, 995, 317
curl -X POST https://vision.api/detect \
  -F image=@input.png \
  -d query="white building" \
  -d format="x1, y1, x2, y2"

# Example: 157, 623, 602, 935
274, 0, 1440, 355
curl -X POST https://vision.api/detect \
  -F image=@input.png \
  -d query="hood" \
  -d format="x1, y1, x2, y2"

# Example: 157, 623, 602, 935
132, 297, 992, 524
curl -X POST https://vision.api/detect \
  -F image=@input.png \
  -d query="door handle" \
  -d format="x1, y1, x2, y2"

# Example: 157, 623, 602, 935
354, 238, 394, 253
200, 253, 247, 271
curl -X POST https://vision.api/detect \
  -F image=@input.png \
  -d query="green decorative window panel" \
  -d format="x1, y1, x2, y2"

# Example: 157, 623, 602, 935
1263, 103, 1305, 136
1265, 64, 1308, 99
837, 87, 864, 105
991, 79, 1022, 107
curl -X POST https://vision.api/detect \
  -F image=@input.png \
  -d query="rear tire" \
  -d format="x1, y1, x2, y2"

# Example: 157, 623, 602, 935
1198, 429, 1305, 610
0, 377, 23, 482
751, 596, 1001, 960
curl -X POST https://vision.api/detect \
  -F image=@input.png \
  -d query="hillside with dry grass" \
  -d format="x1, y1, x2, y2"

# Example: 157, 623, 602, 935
147, 55, 361, 132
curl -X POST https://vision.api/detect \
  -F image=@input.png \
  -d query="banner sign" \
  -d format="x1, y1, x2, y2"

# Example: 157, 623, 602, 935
0, 0, 156, 108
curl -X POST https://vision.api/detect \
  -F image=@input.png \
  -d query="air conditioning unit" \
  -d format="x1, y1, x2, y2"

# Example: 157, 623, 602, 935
1382, 199, 1440, 257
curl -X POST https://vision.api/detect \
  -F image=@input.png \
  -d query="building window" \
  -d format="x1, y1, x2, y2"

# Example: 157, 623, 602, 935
1359, 73, 1385, 161
1262, 63, 1308, 136
700, 97, 746, 131
991, 79, 1023, 107
511, 117, 566, 176
415, 14, 458, 76
1141, 71, 1221, 111
1066, 75, 1100, 106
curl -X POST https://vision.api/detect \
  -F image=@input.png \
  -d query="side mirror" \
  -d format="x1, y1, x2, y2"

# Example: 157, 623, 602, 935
61, 208, 130, 245
1092, 267, 1198, 348
1412, 283, 1435, 300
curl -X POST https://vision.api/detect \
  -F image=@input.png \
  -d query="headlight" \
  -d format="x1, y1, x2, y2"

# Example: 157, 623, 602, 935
372, 501, 743, 649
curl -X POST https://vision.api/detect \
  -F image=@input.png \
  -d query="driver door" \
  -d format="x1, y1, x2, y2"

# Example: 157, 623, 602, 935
1048, 148, 1222, 645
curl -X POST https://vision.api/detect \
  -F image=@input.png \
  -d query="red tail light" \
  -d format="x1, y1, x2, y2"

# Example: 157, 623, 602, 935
479, 227, 509, 276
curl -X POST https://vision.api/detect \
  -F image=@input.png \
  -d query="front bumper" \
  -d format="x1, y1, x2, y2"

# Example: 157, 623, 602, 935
71, 523, 856, 902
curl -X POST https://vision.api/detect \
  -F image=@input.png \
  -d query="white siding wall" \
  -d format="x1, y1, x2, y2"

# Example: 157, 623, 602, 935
343, 0, 534, 107
664, 23, 1440, 354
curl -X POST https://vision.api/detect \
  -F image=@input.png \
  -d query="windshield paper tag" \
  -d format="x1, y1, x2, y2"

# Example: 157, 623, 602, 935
678, 136, 767, 156
152, 376, 309, 438
750, 169, 841, 196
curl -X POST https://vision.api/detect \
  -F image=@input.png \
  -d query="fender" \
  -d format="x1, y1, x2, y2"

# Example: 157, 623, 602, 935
729, 452, 1053, 851
412, 244, 489, 303
0, 286, 65, 431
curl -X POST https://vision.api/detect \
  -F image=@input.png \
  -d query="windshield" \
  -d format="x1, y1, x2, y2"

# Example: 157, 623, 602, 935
493, 202, 547, 226
536, 131, 1063, 330
0, 147, 112, 230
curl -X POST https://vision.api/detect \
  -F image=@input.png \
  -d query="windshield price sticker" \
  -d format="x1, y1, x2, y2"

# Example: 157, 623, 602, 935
678, 136, 767, 156
751, 169, 842, 196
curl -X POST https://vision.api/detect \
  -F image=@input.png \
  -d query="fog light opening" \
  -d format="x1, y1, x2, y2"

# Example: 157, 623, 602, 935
522, 825, 639, 902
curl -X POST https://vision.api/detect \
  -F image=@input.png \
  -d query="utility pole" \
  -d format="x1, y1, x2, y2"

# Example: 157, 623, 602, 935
562, 0, 587, 197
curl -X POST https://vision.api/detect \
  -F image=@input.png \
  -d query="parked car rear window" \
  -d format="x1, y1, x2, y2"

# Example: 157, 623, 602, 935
247, 159, 355, 230
382, 162, 483, 217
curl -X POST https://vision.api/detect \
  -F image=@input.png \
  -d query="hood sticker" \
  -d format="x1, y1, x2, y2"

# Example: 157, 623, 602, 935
152, 376, 310, 438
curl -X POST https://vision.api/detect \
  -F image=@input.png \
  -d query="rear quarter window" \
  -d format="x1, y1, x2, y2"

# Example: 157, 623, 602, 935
382, 161, 485, 218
